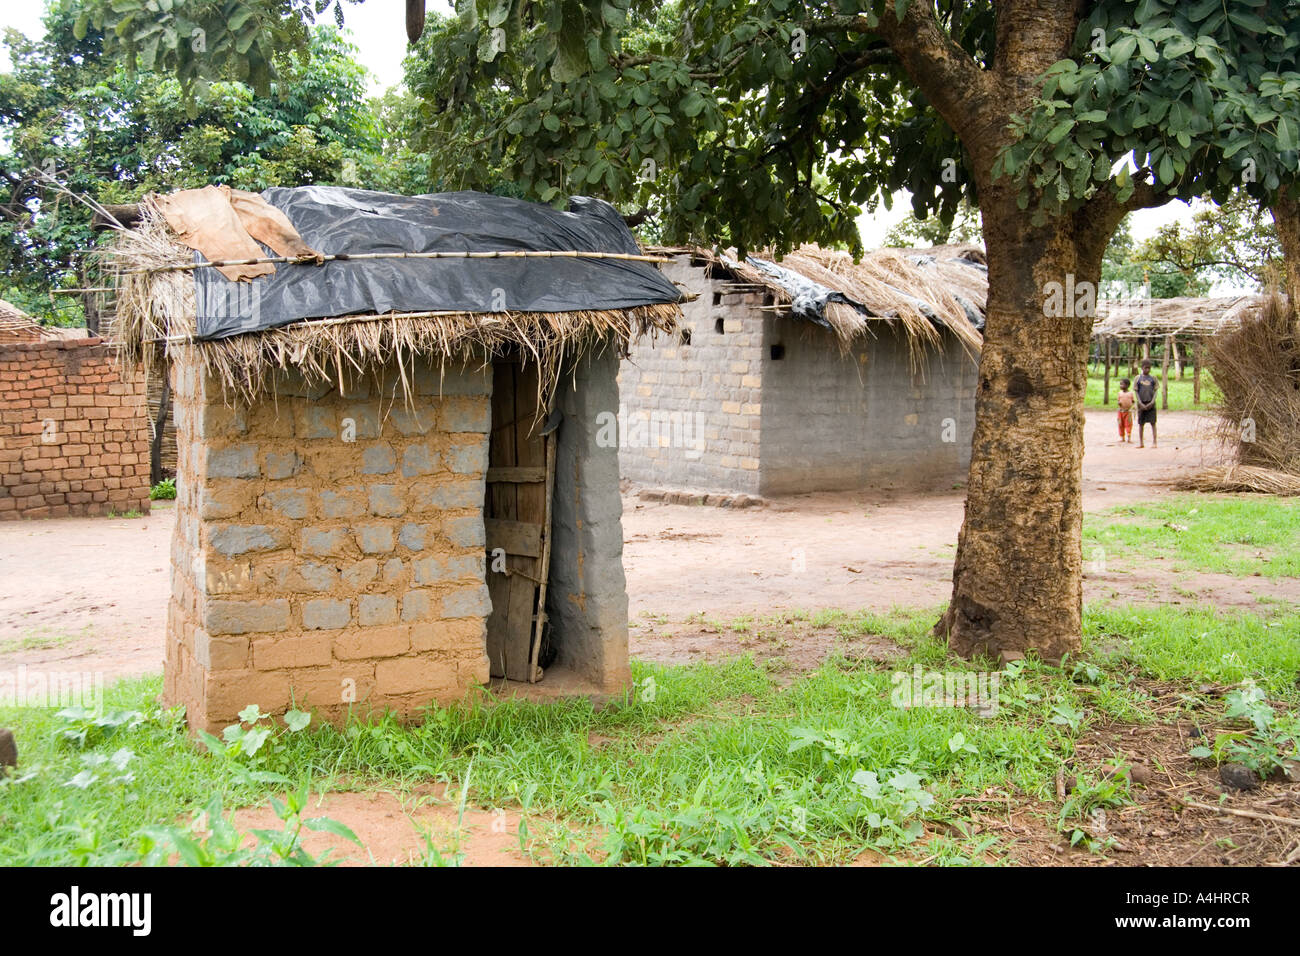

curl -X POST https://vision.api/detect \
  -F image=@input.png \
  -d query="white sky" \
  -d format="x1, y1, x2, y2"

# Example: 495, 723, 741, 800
2, 0, 1194, 244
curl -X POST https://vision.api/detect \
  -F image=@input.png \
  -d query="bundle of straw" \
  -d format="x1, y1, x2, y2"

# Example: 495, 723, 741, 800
1172, 464, 1300, 496
1205, 294, 1300, 476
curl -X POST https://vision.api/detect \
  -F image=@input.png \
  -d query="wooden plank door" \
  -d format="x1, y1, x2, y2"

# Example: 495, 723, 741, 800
485, 359, 548, 681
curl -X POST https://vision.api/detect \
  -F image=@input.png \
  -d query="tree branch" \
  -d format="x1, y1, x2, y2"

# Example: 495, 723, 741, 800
864, 4, 991, 143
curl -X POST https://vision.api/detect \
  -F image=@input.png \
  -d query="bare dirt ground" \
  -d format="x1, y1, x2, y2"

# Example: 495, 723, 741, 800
0, 409, 1275, 683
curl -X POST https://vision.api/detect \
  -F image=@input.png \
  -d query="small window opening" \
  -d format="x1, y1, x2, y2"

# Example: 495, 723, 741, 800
679, 328, 692, 346
712, 291, 723, 306
715, 317, 725, 334
770, 344, 785, 361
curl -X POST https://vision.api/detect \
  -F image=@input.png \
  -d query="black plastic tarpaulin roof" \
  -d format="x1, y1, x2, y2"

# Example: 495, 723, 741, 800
192, 186, 682, 340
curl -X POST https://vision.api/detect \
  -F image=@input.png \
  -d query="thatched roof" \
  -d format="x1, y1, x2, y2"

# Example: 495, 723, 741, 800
652, 243, 986, 361
109, 197, 681, 404
1092, 294, 1267, 339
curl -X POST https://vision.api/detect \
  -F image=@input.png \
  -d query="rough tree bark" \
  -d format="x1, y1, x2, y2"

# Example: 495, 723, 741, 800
874, 2, 1156, 661
1271, 188, 1300, 309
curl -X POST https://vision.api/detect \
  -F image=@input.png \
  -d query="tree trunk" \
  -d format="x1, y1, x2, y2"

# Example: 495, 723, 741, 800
1271, 189, 1300, 308
936, 195, 1101, 662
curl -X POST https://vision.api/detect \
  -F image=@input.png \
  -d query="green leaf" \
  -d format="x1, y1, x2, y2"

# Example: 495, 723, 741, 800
284, 709, 311, 732
1228, 10, 1268, 32
1046, 118, 1075, 144
679, 90, 706, 117
1158, 153, 1175, 183
304, 816, 364, 845
1277, 115, 1298, 152
1110, 35, 1137, 64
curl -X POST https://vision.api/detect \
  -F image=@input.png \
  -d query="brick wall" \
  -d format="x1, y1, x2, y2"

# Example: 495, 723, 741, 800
0, 338, 151, 520
618, 257, 979, 496
165, 353, 494, 733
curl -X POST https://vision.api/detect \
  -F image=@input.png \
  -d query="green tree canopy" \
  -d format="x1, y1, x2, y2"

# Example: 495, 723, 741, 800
0, 2, 411, 322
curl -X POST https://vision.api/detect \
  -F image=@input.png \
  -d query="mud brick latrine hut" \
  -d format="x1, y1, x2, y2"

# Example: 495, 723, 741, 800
620, 245, 986, 497
114, 185, 681, 733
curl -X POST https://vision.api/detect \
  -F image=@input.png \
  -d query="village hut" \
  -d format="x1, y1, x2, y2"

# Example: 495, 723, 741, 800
1090, 294, 1267, 406
111, 184, 682, 733
618, 243, 986, 498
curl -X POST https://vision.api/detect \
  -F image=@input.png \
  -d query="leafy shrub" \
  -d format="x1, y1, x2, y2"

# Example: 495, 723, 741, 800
149, 478, 176, 500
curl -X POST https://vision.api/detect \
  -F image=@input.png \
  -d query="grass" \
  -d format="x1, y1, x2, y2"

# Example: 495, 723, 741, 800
0, 625, 89, 653
2, 603, 1295, 867
1084, 369, 1219, 411
1084, 494, 1300, 578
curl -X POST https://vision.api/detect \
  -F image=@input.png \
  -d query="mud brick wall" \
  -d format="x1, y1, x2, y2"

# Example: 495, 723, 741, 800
0, 338, 151, 520
164, 353, 494, 733
619, 256, 978, 496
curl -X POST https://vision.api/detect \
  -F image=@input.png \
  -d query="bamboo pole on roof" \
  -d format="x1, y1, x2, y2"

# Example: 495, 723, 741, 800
121, 248, 676, 276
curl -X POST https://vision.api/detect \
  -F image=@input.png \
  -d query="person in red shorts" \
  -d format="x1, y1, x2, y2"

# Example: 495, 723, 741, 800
1116, 377, 1134, 442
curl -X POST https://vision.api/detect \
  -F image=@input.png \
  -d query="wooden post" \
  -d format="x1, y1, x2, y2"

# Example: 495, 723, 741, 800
1173, 337, 1183, 379
81, 261, 100, 337
1103, 336, 1112, 405
1193, 336, 1203, 405
1161, 334, 1171, 410
150, 373, 171, 487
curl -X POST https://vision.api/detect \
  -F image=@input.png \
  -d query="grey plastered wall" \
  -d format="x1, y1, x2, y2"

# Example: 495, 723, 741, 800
545, 345, 631, 695
617, 255, 765, 495
618, 256, 979, 495
757, 317, 978, 494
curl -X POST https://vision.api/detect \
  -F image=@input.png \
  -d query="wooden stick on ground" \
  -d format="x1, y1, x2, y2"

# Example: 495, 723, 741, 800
528, 430, 557, 683
1181, 801, 1300, 826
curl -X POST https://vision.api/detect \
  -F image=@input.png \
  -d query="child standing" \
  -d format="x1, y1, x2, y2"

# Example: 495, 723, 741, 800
1116, 378, 1134, 443
1134, 359, 1159, 448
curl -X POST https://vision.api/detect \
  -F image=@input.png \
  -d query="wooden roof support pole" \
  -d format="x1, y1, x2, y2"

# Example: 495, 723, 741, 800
1161, 334, 1171, 410
1194, 336, 1204, 405
1102, 335, 1112, 406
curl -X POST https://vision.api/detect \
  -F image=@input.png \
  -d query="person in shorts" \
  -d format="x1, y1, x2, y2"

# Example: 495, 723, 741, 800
1134, 360, 1159, 448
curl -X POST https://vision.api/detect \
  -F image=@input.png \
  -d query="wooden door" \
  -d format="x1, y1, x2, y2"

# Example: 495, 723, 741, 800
485, 359, 548, 681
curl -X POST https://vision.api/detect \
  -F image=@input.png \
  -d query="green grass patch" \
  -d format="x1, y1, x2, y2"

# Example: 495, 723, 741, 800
1, 604, 1295, 866
1083, 495, 1300, 578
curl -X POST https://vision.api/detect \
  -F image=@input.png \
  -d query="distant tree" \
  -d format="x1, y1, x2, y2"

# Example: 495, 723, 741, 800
883, 199, 981, 248
1132, 194, 1283, 295
0, 2, 398, 321
1101, 215, 1208, 299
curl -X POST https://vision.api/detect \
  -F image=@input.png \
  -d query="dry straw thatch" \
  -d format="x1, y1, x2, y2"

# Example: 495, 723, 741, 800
654, 243, 986, 366
1093, 294, 1265, 339
108, 201, 680, 406
1175, 295, 1300, 495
